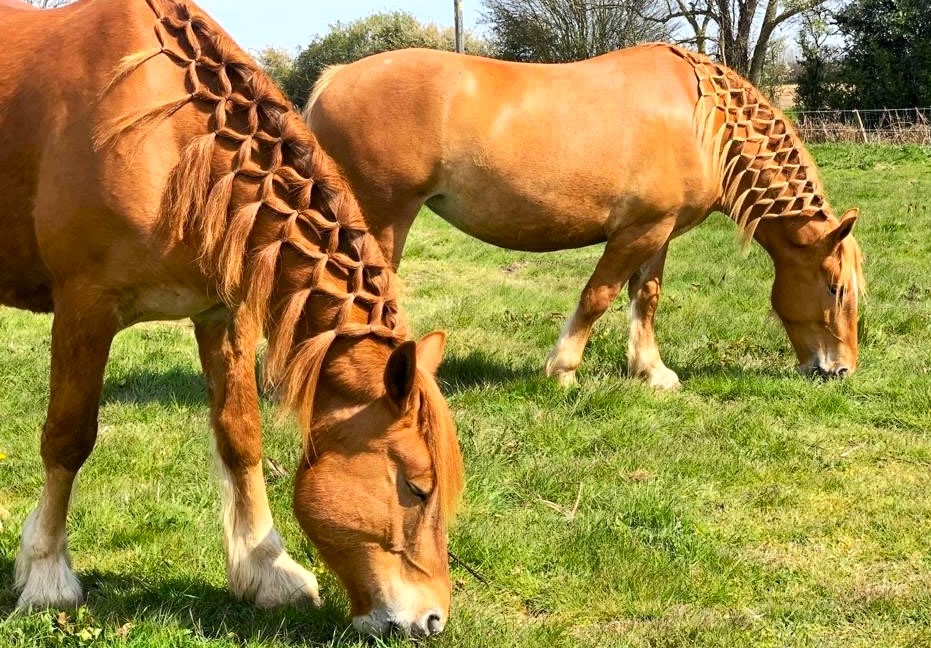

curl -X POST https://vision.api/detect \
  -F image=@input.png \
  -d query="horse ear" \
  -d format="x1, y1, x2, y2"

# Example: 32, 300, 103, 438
831, 208, 859, 246
384, 341, 417, 408
416, 330, 446, 376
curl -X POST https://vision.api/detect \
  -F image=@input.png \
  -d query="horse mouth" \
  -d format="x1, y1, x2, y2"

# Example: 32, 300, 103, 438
798, 364, 851, 380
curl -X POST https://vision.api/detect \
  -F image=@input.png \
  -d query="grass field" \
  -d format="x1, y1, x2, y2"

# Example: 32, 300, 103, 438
1, 144, 930, 647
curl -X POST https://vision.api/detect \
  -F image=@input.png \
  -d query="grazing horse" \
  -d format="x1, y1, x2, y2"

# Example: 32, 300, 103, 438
306, 46, 865, 389
0, 0, 462, 638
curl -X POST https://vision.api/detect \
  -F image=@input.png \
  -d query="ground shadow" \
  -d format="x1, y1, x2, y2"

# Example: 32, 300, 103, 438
438, 350, 536, 394
673, 360, 795, 383
99, 349, 536, 406
101, 366, 207, 407
0, 554, 355, 645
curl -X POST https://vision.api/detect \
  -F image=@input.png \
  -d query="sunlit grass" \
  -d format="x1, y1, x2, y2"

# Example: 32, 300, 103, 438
1, 144, 930, 647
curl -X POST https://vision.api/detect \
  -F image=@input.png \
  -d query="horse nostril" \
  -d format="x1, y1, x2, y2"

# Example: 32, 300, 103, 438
425, 611, 446, 635
836, 367, 849, 378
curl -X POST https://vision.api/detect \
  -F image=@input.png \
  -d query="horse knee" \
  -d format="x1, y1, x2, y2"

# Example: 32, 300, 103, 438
580, 285, 619, 320
213, 411, 262, 470
40, 420, 97, 473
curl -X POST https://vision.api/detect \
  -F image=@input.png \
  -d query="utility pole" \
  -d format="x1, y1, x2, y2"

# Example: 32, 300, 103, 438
454, 0, 464, 53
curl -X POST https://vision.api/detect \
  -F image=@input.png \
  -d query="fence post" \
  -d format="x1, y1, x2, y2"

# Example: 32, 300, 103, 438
853, 109, 868, 143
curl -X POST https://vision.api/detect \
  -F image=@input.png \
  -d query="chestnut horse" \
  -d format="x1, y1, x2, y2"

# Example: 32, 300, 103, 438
0, 0, 462, 637
306, 46, 865, 389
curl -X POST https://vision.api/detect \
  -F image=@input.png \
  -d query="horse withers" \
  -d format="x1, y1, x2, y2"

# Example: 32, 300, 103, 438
306, 46, 864, 388
0, 0, 461, 637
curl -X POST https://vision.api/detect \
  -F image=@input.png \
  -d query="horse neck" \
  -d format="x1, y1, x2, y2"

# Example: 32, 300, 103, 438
115, 1, 407, 423
676, 47, 830, 245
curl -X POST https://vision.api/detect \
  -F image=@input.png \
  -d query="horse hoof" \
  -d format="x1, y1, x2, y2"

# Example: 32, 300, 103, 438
543, 351, 579, 387
553, 370, 577, 387
249, 554, 322, 609
15, 558, 83, 610
646, 366, 681, 391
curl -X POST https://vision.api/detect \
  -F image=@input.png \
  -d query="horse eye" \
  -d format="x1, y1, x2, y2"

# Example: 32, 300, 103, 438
829, 284, 844, 297
406, 480, 429, 502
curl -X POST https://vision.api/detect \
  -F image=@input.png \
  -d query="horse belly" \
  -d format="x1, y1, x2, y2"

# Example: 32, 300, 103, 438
429, 168, 609, 251
436, 201, 605, 251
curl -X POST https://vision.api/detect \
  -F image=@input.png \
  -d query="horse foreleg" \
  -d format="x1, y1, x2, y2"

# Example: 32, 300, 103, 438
15, 291, 118, 609
627, 243, 680, 390
193, 309, 320, 609
545, 221, 674, 385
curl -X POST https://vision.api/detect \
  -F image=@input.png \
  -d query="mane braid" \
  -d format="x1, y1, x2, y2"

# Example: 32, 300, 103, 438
668, 46, 830, 248
666, 45, 866, 296
96, 0, 407, 433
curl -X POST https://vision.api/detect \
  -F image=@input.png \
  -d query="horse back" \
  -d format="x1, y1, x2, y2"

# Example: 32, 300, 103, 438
308, 46, 717, 251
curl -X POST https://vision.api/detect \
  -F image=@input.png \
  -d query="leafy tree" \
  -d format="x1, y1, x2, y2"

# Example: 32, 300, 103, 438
794, 6, 843, 110
832, 0, 931, 108
482, 0, 672, 63
284, 12, 489, 108
757, 35, 793, 102
255, 47, 295, 92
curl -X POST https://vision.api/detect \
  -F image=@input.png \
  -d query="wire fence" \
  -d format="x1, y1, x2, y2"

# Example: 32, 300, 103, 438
793, 107, 931, 145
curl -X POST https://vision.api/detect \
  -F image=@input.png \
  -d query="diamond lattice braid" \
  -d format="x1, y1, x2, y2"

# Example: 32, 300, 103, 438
669, 46, 831, 246
97, 0, 407, 432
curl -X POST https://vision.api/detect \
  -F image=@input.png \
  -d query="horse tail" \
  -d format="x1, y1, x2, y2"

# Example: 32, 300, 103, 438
302, 65, 346, 122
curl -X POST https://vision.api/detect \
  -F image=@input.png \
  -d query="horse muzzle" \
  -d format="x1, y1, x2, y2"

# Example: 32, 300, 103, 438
799, 363, 851, 380
353, 607, 447, 638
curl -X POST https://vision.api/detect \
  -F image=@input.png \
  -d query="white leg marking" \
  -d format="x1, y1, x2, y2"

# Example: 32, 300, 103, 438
15, 471, 83, 609
627, 302, 680, 391
215, 449, 320, 607
545, 313, 587, 386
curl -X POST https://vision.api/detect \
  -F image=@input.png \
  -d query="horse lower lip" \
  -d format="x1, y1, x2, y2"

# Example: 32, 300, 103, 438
802, 366, 828, 380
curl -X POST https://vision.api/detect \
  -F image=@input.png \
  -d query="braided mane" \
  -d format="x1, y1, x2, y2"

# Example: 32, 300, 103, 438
668, 45, 864, 295
95, 0, 407, 432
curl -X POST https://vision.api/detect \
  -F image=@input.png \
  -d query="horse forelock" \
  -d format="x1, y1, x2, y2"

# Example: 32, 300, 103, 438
417, 370, 464, 523
838, 234, 866, 300
96, 0, 406, 433
289, 345, 462, 525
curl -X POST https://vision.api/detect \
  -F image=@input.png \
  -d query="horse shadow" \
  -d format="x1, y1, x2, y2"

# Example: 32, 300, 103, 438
672, 359, 794, 383
438, 349, 536, 394
0, 554, 358, 645
101, 366, 207, 407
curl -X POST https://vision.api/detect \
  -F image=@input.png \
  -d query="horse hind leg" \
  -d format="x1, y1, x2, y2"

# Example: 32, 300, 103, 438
16, 290, 118, 609
193, 310, 320, 608
627, 243, 680, 390
545, 219, 675, 385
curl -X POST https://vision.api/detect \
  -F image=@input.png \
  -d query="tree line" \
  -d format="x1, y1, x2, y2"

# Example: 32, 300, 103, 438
25, 0, 930, 113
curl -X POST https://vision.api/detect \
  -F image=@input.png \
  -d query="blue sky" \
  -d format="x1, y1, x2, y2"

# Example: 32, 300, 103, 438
196, 1, 485, 53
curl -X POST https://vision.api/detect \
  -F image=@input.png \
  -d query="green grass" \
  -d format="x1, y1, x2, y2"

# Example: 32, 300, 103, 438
2, 143, 931, 647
